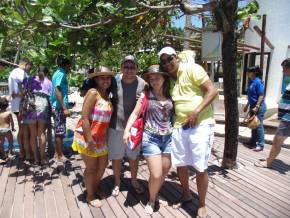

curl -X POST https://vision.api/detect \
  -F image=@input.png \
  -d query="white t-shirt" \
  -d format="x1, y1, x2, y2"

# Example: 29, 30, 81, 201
8, 67, 28, 112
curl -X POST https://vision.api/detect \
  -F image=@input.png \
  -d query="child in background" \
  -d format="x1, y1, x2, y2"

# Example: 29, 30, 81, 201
0, 97, 15, 162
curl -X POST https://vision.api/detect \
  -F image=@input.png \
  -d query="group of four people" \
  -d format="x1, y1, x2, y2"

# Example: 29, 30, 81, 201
72, 47, 218, 217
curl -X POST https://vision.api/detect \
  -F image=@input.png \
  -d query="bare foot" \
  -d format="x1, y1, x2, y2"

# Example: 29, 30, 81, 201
197, 206, 208, 218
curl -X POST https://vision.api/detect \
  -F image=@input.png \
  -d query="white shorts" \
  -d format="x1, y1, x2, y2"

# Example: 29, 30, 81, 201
107, 128, 141, 160
171, 124, 214, 172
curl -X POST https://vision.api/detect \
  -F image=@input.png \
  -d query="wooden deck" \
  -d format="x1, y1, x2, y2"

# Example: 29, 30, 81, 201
0, 136, 289, 218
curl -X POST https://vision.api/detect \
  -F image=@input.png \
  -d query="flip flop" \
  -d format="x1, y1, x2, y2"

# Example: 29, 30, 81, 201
172, 195, 193, 209
145, 201, 155, 215
131, 181, 144, 194
254, 159, 269, 168
156, 195, 168, 206
197, 207, 209, 218
88, 199, 102, 208
112, 185, 120, 197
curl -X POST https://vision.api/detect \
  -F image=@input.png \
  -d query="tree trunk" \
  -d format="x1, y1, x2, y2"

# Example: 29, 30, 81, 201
183, 0, 191, 50
215, 1, 239, 168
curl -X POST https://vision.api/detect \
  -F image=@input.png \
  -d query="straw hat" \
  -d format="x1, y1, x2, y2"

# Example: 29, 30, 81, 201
88, 66, 116, 79
142, 65, 170, 81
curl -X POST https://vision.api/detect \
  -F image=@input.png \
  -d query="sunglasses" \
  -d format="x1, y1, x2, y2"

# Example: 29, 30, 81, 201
160, 55, 175, 66
123, 66, 137, 70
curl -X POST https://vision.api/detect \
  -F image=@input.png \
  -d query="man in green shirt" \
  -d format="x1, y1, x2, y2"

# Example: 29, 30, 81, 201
159, 47, 218, 217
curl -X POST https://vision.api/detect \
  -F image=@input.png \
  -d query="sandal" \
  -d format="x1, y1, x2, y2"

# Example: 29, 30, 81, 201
254, 159, 269, 168
197, 207, 209, 218
88, 199, 102, 208
112, 185, 120, 197
131, 181, 144, 194
145, 201, 155, 215
172, 195, 193, 209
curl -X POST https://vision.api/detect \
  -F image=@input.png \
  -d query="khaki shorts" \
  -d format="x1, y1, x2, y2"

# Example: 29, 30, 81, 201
171, 124, 214, 172
107, 128, 141, 160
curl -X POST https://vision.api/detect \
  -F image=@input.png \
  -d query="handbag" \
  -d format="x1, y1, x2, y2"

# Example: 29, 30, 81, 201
128, 91, 149, 150
243, 113, 260, 130
19, 77, 36, 116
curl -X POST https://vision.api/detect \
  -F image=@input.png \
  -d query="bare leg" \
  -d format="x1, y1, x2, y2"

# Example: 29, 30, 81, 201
16, 114, 25, 158
266, 135, 287, 167
129, 158, 139, 183
46, 117, 54, 158
95, 155, 108, 196
37, 121, 48, 164
28, 123, 39, 163
196, 171, 209, 217
145, 155, 163, 202
161, 154, 171, 184
82, 154, 98, 202
55, 135, 65, 159
0, 134, 5, 159
112, 159, 122, 187
177, 166, 191, 198
23, 124, 32, 160
6, 130, 14, 156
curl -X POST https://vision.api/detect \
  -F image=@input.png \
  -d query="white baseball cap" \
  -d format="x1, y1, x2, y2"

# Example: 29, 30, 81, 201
158, 46, 177, 57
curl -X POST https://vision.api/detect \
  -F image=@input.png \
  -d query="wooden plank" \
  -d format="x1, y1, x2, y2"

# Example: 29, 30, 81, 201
34, 166, 46, 218
50, 164, 70, 218
0, 158, 18, 218
23, 165, 35, 218
43, 164, 59, 218
11, 159, 26, 218
59, 165, 82, 218
0, 159, 13, 207
72, 162, 103, 218
104, 169, 140, 218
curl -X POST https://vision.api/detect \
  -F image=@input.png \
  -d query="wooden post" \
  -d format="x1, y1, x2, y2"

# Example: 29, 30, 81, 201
260, 15, 266, 72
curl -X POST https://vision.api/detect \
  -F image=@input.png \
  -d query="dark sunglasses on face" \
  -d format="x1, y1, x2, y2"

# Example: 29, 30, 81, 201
123, 66, 136, 70
160, 55, 175, 66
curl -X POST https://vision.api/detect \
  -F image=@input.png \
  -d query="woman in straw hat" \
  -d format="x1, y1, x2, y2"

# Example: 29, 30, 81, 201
72, 66, 116, 208
123, 65, 174, 215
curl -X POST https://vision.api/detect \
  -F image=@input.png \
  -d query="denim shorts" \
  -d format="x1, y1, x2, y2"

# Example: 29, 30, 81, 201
142, 130, 172, 156
276, 121, 290, 137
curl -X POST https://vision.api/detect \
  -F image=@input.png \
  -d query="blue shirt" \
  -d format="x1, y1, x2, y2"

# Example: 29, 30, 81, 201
247, 77, 264, 106
50, 68, 69, 109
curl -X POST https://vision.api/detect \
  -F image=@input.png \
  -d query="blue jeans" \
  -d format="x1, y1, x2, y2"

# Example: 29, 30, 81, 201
249, 102, 266, 148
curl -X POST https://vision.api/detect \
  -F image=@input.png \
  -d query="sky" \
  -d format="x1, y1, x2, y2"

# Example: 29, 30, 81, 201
172, 0, 250, 29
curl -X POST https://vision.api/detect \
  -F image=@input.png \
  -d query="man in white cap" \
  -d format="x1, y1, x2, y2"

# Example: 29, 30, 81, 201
108, 55, 146, 197
158, 46, 218, 217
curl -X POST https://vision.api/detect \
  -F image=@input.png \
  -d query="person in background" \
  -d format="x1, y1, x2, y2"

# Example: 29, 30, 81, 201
108, 55, 146, 197
255, 58, 290, 167
22, 66, 52, 165
243, 66, 266, 152
0, 97, 15, 162
8, 58, 32, 159
72, 66, 116, 207
159, 46, 218, 218
50, 56, 71, 163
123, 65, 173, 215
80, 68, 95, 97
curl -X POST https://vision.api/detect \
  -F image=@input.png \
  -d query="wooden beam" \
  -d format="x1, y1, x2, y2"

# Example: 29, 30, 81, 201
253, 25, 274, 49
260, 15, 266, 72
237, 42, 260, 50
162, 34, 201, 44
185, 26, 202, 33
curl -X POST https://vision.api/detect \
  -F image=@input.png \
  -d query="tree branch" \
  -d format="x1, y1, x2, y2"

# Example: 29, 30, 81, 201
180, 0, 216, 14
136, 2, 179, 10
0, 58, 18, 67
58, 10, 151, 29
